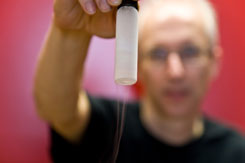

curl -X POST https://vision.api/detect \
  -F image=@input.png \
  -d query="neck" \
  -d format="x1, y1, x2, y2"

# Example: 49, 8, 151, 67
140, 97, 204, 146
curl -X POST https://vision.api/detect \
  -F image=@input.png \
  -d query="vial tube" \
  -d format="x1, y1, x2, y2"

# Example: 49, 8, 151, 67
115, 4, 138, 85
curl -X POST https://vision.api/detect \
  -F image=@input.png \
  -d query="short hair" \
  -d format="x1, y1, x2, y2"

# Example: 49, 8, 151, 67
139, 0, 219, 47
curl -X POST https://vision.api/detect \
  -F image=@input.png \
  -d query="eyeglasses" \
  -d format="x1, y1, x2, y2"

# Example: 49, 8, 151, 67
145, 44, 212, 66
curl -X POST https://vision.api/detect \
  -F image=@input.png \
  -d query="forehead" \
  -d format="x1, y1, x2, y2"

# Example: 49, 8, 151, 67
140, 2, 209, 49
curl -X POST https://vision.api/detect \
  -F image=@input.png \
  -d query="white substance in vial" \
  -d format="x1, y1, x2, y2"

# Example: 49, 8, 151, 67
115, 6, 138, 85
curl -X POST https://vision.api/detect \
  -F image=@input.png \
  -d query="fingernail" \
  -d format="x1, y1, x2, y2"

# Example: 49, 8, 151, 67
85, 1, 96, 14
100, 1, 111, 12
111, 0, 121, 5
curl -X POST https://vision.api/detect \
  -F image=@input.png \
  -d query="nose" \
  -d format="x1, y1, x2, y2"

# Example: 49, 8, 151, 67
165, 52, 185, 80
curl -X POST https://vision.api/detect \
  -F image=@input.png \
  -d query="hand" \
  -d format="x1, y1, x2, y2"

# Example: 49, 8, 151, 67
53, 0, 122, 38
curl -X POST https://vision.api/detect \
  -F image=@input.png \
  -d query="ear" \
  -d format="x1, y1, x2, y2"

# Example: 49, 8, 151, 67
210, 45, 223, 80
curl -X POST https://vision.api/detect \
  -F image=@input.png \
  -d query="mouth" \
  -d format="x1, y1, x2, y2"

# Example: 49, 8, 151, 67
163, 87, 191, 102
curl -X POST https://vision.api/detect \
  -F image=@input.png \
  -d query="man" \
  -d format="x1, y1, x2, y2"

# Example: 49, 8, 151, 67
33, 0, 245, 162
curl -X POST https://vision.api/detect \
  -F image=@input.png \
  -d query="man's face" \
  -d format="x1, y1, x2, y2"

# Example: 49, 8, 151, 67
139, 6, 221, 119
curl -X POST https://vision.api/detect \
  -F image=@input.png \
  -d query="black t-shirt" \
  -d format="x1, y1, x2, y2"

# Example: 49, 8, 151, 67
50, 95, 245, 163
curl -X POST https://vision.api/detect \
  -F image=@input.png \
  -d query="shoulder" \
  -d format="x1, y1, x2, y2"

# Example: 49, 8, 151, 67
203, 117, 245, 161
204, 117, 245, 142
87, 94, 140, 119
87, 94, 120, 122
88, 94, 118, 110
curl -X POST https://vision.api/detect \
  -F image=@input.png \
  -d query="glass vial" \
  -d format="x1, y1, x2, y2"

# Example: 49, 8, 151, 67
115, 1, 138, 85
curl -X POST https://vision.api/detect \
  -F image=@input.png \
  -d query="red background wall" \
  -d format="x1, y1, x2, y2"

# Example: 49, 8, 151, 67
0, 0, 244, 162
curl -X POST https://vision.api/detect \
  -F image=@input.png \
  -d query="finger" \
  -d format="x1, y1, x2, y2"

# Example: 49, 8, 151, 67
95, 0, 112, 13
107, 0, 122, 6
79, 0, 96, 15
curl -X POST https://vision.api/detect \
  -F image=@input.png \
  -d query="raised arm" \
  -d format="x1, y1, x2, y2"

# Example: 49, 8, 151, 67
33, 0, 121, 142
